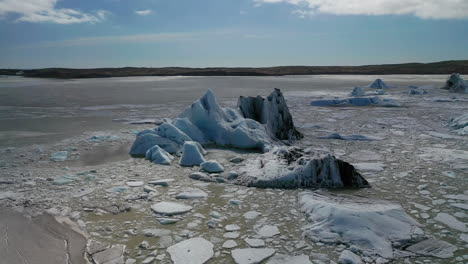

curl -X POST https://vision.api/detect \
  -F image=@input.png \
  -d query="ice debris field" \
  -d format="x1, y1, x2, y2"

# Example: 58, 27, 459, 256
0, 74, 467, 264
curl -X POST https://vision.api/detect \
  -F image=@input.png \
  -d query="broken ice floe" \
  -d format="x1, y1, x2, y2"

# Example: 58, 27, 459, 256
231, 248, 276, 264
311, 97, 401, 107
233, 147, 369, 189
441, 73, 467, 93
299, 192, 457, 260
167, 237, 214, 264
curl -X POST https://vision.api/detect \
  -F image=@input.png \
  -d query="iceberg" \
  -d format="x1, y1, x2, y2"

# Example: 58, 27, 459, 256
130, 89, 304, 159
368, 78, 388, 89
441, 73, 467, 93
234, 147, 369, 189
237, 88, 303, 141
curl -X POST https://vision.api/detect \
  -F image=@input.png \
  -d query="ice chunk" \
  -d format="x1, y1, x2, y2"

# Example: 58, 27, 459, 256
167, 237, 214, 264
353, 162, 385, 172
350, 87, 365, 97
338, 250, 362, 264
434, 213, 467, 232
406, 239, 457, 259
237, 88, 303, 141
408, 88, 428, 95
52, 174, 77, 185
175, 188, 208, 199
449, 113, 468, 135
244, 238, 265, 247
266, 254, 312, 264
236, 147, 369, 189
150, 202, 193, 215
300, 191, 424, 259
222, 240, 238, 249
200, 160, 224, 173
89, 135, 119, 142
257, 225, 280, 237
50, 151, 68, 162
129, 133, 180, 155
126, 181, 144, 187
319, 133, 382, 141
148, 178, 174, 187
179, 141, 206, 166
145, 145, 174, 165
92, 244, 125, 264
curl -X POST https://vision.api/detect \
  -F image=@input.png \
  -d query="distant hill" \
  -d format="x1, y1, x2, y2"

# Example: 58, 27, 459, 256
1, 60, 467, 79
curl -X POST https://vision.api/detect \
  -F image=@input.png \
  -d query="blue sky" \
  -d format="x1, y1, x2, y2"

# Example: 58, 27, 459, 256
0, 0, 467, 68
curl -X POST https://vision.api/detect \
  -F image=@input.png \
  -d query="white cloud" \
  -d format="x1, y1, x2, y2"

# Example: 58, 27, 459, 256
255, 0, 468, 19
0, 0, 109, 24
135, 9, 153, 16
25, 31, 232, 47
18, 30, 276, 48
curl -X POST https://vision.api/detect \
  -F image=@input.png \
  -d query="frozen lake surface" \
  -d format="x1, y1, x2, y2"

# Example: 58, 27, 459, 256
0, 75, 467, 264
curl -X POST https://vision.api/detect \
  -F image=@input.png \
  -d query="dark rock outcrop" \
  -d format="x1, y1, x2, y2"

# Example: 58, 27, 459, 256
237, 88, 303, 141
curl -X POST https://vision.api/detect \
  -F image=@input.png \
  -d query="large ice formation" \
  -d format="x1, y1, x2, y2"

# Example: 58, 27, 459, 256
234, 147, 369, 189
178, 89, 274, 152
368, 78, 388, 89
441, 73, 467, 93
237, 88, 303, 141
299, 192, 429, 259
130, 89, 304, 158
